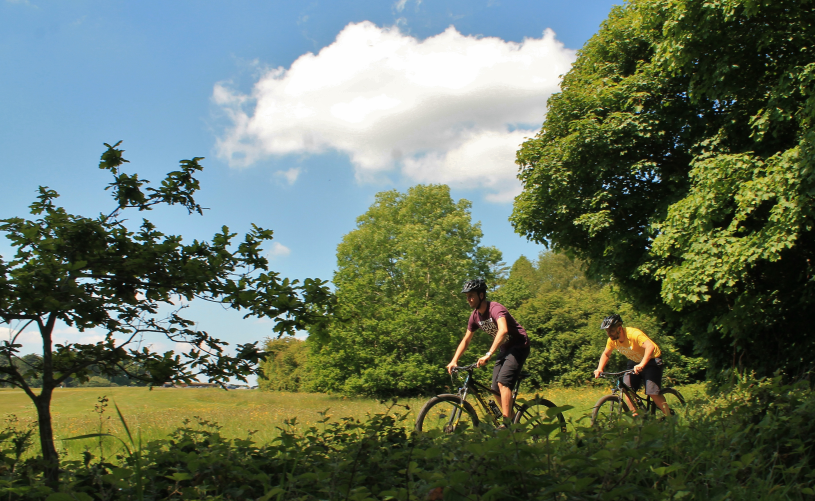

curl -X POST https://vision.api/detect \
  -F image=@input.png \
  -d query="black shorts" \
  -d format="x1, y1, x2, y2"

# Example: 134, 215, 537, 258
491, 344, 530, 392
623, 358, 664, 395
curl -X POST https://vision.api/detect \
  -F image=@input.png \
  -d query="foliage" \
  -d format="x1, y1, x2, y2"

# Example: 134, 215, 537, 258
0, 355, 44, 388
308, 185, 502, 397
2, 375, 815, 499
511, 0, 815, 378
1, 354, 153, 388
499, 253, 706, 387
258, 337, 312, 392
0, 142, 333, 486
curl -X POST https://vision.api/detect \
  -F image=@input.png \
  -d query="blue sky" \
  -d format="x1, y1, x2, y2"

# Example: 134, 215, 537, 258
1, 0, 620, 376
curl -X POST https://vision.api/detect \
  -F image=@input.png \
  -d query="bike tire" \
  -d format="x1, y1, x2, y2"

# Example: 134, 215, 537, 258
591, 394, 629, 426
651, 387, 686, 416
415, 394, 479, 433
512, 398, 567, 434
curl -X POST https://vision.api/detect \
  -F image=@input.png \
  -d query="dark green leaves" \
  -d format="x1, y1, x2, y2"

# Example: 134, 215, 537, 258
512, 0, 815, 376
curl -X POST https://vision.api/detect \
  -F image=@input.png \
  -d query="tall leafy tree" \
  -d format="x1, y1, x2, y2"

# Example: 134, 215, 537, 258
511, 0, 815, 377
309, 185, 502, 397
0, 142, 333, 487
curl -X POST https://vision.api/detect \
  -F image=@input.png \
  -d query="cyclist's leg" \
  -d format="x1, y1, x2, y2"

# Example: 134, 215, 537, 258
493, 345, 530, 419
622, 361, 642, 416
491, 358, 505, 415
643, 358, 669, 416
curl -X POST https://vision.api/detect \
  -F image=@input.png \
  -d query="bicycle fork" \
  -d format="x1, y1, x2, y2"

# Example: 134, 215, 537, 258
447, 377, 471, 432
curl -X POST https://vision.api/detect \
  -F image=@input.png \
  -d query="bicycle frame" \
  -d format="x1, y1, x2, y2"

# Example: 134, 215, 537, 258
448, 364, 524, 428
603, 370, 657, 414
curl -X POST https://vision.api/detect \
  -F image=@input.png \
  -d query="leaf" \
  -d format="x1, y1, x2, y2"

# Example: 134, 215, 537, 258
166, 472, 193, 482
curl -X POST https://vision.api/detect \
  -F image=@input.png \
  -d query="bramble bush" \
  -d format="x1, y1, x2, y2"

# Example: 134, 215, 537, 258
2, 374, 814, 500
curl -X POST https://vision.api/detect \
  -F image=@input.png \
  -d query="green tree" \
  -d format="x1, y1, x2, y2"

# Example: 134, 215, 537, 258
490, 255, 535, 310
511, 0, 815, 377
502, 252, 705, 386
309, 185, 502, 397
258, 337, 312, 392
0, 142, 333, 487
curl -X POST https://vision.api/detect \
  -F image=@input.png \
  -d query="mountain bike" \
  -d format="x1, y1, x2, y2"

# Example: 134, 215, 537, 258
591, 369, 685, 425
415, 363, 567, 434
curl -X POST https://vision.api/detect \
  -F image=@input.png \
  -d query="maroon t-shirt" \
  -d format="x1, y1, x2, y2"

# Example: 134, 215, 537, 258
467, 301, 529, 352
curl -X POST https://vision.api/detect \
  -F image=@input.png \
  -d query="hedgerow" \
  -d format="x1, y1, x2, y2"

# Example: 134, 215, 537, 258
2, 374, 814, 500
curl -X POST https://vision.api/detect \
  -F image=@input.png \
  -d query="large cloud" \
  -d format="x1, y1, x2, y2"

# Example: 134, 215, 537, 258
214, 22, 575, 202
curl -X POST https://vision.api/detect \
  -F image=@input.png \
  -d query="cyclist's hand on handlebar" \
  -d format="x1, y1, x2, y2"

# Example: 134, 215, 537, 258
476, 354, 490, 367
593, 369, 602, 379
446, 361, 458, 374
633, 363, 645, 374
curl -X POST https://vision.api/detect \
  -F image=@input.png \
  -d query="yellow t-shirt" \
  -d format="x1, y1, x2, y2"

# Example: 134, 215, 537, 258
605, 327, 661, 363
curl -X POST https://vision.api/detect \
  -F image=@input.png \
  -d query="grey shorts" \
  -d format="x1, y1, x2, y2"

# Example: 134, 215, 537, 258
624, 358, 664, 395
491, 345, 530, 392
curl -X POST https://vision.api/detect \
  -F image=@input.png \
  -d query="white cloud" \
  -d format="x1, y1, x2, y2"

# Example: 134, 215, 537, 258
274, 167, 301, 185
393, 0, 410, 12
214, 21, 574, 202
266, 242, 291, 259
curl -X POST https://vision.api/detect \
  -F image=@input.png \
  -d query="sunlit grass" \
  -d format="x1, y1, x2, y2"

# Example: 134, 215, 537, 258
0, 381, 706, 460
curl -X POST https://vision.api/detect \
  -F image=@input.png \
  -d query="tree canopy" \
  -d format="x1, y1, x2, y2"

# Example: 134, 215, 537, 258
494, 252, 705, 387
0, 142, 333, 486
511, 0, 815, 377
308, 185, 502, 397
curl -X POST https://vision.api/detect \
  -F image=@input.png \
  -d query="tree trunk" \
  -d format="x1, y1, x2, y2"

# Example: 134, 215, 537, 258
34, 388, 60, 489
38, 313, 60, 489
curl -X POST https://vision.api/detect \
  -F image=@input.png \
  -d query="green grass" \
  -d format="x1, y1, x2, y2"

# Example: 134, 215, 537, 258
0, 382, 706, 460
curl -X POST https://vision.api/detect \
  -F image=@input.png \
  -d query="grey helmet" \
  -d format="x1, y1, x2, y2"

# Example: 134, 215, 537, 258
600, 314, 623, 330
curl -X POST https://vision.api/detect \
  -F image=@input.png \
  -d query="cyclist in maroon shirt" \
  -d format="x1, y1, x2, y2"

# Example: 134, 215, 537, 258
446, 278, 530, 420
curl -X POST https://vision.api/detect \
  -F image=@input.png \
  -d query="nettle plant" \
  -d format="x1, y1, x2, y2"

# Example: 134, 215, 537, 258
0, 142, 333, 487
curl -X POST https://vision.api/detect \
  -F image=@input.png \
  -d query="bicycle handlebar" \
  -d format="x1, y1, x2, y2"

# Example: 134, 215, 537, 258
598, 369, 635, 377
452, 363, 479, 372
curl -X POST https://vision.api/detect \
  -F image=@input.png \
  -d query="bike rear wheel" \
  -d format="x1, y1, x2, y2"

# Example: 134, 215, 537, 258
513, 398, 567, 434
650, 387, 686, 416
415, 394, 479, 433
591, 394, 629, 426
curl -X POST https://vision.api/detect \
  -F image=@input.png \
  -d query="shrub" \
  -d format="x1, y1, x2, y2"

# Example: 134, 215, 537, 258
2, 375, 814, 500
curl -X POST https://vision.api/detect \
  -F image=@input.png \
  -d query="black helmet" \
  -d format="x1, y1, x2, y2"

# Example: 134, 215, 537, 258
461, 278, 487, 294
600, 314, 622, 330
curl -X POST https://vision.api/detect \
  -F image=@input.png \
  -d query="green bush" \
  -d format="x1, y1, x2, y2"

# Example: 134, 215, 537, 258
2, 375, 814, 500
258, 337, 312, 392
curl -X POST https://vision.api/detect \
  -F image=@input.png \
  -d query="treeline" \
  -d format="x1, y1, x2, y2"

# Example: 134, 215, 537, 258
492, 252, 706, 388
0, 355, 150, 388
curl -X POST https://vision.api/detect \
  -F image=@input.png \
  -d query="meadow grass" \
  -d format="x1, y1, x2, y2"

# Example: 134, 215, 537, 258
0, 381, 706, 460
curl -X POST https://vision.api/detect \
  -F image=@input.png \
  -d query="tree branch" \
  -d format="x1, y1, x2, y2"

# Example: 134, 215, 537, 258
10, 319, 37, 346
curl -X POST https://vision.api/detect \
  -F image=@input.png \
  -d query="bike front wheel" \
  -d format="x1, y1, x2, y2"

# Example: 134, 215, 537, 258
591, 394, 629, 426
415, 394, 480, 433
513, 398, 567, 434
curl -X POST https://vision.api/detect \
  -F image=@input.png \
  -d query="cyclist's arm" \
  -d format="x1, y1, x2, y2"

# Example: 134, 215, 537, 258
634, 340, 656, 373
594, 345, 614, 378
447, 329, 475, 373
477, 317, 508, 367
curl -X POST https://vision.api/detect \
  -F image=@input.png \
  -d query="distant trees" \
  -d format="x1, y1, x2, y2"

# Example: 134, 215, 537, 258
0, 354, 150, 387
495, 253, 706, 387
307, 185, 502, 397
258, 337, 311, 392
511, 0, 815, 377
0, 142, 333, 487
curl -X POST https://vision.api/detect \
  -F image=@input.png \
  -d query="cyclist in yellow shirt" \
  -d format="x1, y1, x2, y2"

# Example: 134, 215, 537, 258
593, 314, 671, 416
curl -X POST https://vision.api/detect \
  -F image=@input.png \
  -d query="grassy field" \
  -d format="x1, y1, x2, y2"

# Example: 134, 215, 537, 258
1, 383, 705, 460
